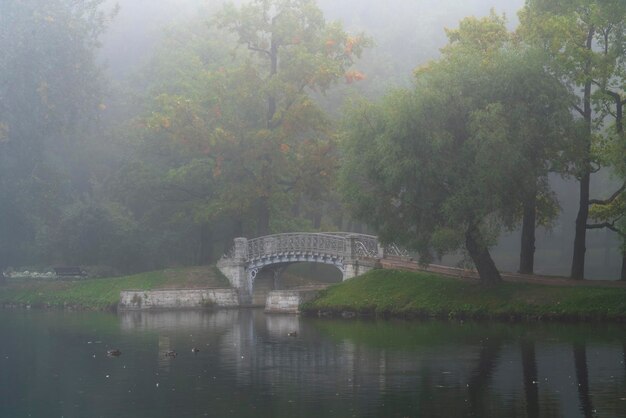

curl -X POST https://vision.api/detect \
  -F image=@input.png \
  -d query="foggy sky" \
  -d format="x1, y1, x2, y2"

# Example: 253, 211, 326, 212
100, 0, 525, 79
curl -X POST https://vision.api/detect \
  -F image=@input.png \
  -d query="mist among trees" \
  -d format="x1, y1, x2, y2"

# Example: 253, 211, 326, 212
1, 0, 624, 281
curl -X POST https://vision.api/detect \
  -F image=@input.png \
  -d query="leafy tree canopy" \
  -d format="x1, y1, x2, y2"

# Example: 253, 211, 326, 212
121, 0, 370, 242
519, 0, 626, 278
0, 0, 112, 270
340, 13, 573, 283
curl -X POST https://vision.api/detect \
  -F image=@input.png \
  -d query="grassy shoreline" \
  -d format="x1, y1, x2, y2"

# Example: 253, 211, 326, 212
301, 269, 626, 322
0, 266, 229, 311
3, 266, 626, 322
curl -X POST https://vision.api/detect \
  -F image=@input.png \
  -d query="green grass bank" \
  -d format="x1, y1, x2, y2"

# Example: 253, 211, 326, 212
0, 266, 229, 310
301, 269, 626, 322
4, 266, 626, 321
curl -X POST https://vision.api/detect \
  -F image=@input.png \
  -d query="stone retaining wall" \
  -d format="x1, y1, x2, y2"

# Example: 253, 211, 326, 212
264, 289, 322, 314
119, 288, 239, 310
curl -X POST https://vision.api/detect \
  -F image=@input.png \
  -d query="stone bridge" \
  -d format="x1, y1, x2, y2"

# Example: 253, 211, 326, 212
217, 232, 407, 304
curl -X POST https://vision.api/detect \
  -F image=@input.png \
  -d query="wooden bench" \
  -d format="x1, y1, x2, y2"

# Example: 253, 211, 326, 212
54, 267, 87, 278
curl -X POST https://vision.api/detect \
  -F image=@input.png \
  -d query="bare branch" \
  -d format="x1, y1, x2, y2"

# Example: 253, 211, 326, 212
277, 177, 298, 193
361, 112, 377, 136
268, 88, 306, 130
591, 79, 603, 89
604, 102, 617, 119
247, 42, 271, 57
572, 103, 585, 116
587, 221, 625, 238
590, 162, 602, 173
589, 182, 625, 205
587, 221, 617, 231
604, 88, 623, 103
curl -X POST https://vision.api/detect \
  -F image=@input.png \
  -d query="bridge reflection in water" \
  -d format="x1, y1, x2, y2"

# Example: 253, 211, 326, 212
118, 310, 626, 418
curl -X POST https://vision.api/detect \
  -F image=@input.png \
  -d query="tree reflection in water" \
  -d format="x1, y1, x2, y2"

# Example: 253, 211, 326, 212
573, 343, 595, 418
2, 311, 626, 418
521, 339, 539, 418
467, 337, 502, 417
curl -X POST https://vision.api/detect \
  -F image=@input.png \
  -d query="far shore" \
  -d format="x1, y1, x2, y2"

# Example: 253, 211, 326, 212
1, 266, 625, 322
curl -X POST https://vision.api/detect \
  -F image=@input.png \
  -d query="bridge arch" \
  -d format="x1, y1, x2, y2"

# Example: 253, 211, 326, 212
248, 261, 344, 305
217, 232, 395, 305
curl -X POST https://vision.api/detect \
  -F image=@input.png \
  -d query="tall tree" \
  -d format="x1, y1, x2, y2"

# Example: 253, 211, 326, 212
0, 0, 110, 271
588, 133, 626, 279
446, 14, 573, 276
588, 59, 626, 279
114, 1, 368, 267
519, 0, 626, 279
108, 20, 246, 266
340, 14, 572, 283
215, 0, 369, 235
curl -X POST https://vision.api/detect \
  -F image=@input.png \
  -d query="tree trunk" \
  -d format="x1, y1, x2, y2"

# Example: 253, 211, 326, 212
267, 39, 278, 128
335, 212, 344, 231
258, 37, 278, 236
257, 196, 270, 236
572, 171, 590, 279
571, 30, 594, 280
519, 191, 537, 275
0, 260, 5, 285
312, 211, 322, 230
465, 223, 502, 284
614, 103, 623, 274
197, 223, 212, 265
232, 218, 243, 238
291, 198, 301, 218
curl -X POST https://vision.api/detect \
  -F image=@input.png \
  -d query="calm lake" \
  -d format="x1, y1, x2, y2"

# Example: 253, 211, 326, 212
1, 309, 625, 418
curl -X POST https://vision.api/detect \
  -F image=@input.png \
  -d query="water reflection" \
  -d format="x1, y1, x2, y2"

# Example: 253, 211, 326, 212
573, 343, 594, 418
467, 337, 502, 417
120, 309, 238, 333
115, 311, 626, 418
521, 339, 539, 418
1, 310, 625, 418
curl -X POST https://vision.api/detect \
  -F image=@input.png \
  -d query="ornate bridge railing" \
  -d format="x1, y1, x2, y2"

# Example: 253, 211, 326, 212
223, 232, 409, 263
241, 232, 389, 262
384, 242, 410, 258
246, 233, 348, 261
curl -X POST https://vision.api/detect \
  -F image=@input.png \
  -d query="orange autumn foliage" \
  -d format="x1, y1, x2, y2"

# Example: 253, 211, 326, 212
345, 70, 366, 84
344, 36, 359, 54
